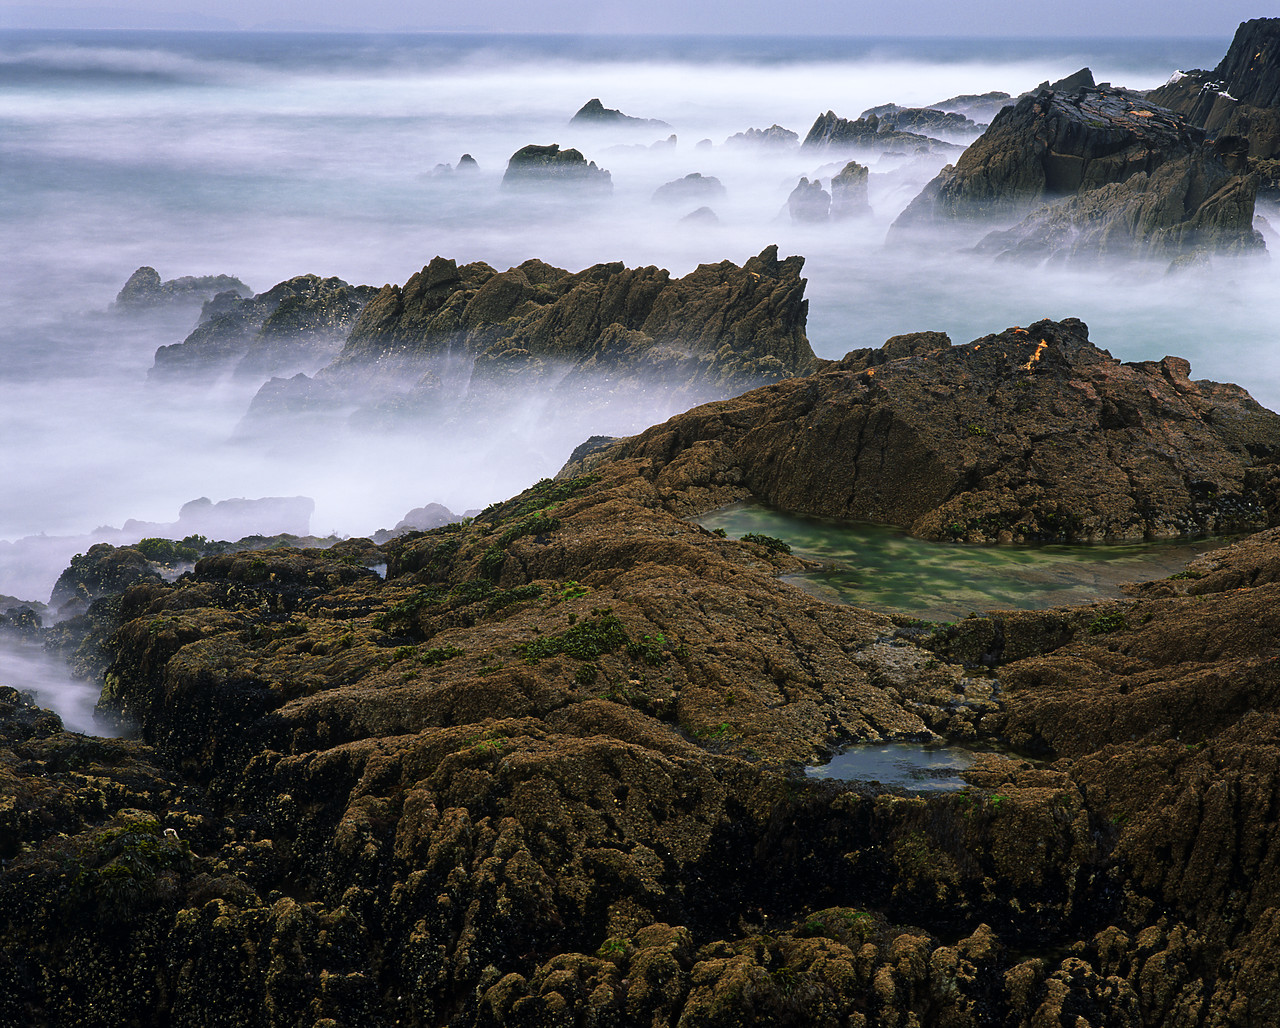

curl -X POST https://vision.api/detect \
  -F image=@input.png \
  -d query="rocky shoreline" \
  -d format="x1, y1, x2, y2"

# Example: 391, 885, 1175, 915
6, 310, 1280, 1025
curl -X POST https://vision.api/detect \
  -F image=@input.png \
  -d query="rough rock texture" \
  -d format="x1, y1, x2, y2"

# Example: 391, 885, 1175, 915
651, 173, 726, 205
893, 86, 1264, 257
113, 266, 249, 311
1148, 19, 1280, 158
571, 98, 671, 130
611, 317, 1280, 542
930, 90, 1013, 122
831, 161, 871, 219
501, 144, 612, 190
858, 104, 985, 137
12, 310, 1280, 1023
723, 124, 799, 148
787, 176, 830, 221
802, 110, 963, 156
150, 275, 377, 380
248, 247, 817, 429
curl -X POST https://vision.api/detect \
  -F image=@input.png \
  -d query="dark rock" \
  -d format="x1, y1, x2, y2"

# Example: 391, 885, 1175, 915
570, 98, 670, 130
893, 86, 1264, 257
787, 176, 830, 221
457, 153, 479, 171
113, 266, 250, 311
49, 543, 162, 610
857, 103, 984, 137
651, 172, 726, 205
723, 124, 799, 148
929, 89, 1013, 122
1148, 19, 1280, 159
501, 143, 612, 190
802, 110, 963, 156
150, 274, 377, 380
830, 161, 871, 219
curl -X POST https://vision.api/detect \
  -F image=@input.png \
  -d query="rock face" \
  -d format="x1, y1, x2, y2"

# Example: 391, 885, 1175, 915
1148, 18, 1280, 158
892, 86, 1264, 258
802, 110, 963, 156
614, 318, 1280, 542
651, 172, 726, 205
501, 143, 612, 190
249, 247, 817, 430
12, 313, 1280, 1025
570, 98, 671, 130
858, 103, 985, 137
113, 266, 250, 311
830, 160, 871, 218
150, 274, 377, 379
930, 89, 1013, 122
786, 176, 830, 221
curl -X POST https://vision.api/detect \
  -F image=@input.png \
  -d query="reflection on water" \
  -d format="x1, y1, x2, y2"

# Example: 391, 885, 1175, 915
805, 743, 976, 791
696, 501, 1224, 621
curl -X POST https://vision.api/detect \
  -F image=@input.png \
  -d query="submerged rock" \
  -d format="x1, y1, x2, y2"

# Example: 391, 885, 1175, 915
830, 160, 871, 218
802, 110, 962, 156
857, 103, 985, 137
723, 124, 799, 148
150, 274, 377, 380
501, 143, 612, 190
570, 97, 671, 130
651, 172, 726, 205
787, 176, 830, 221
113, 266, 250, 311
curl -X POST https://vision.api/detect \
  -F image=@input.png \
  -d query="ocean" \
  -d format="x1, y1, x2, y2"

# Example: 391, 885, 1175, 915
0, 28, 1272, 629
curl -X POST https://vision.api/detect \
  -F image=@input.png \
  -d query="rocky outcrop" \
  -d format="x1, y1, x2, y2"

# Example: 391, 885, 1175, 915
501, 143, 612, 190
830, 160, 871, 218
802, 110, 963, 156
12, 311, 1280, 1024
787, 176, 830, 221
858, 103, 985, 137
723, 124, 799, 148
892, 86, 1264, 258
248, 247, 817, 430
113, 266, 249, 311
122, 495, 316, 541
930, 89, 1012, 122
149, 274, 377, 379
570, 98, 670, 130
612, 317, 1280, 542
651, 173, 725, 205
1148, 19, 1280, 158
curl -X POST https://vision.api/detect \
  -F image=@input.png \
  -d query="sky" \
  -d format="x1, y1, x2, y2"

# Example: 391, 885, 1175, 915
0, 0, 1272, 36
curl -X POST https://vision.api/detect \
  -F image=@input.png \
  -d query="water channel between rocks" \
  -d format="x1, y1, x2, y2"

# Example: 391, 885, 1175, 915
694, 501, 1226, 623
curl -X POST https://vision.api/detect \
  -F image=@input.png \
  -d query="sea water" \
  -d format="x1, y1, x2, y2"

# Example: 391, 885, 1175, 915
0, 31, 1269, 612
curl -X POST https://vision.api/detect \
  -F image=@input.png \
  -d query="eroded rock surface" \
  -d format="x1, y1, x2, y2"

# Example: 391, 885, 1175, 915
803, 110, 963, 156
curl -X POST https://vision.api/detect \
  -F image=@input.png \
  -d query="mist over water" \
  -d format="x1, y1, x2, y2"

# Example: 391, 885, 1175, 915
2, 28, 1274, 624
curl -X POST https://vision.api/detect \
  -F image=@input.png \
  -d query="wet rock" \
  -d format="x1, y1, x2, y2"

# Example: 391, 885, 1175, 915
113, 266, 250, 311
802, 110, 963, 156
787, 176, 831, 221
858, 103, 985, 137
652, 172, 726, 205
830, 160, 871, 219
501, 143, 612, 190
150, 274, 377, 380
1148, 18, 1280, 158
570, 98, 670, 130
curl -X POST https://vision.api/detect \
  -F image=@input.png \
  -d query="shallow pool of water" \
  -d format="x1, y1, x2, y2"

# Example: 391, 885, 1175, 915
696, 502, 1223, 621
804, 743, 978, 791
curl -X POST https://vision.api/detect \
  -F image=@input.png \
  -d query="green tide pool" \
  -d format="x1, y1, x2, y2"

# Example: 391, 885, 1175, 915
695, 502, 1223, 622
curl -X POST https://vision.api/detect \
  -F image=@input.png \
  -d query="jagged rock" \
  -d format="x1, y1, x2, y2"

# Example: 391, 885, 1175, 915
892, 86, 1264, 257
570, 98, 670, 130
113, 266, 249, 311
930, 89, 1012, 122
723, 124, 799, 148
616, 318, 1280, 542
787, 176, 830, 221
251, 247, 816, 430
49, 542, 162, 610
651, 172, 725, 205
501, 143, 612, 190
801, 110, 963, 156
830, 161, 870, 219
857, 103, 984, 137
149, 274, 377, 380
1148, 20, 1280, 158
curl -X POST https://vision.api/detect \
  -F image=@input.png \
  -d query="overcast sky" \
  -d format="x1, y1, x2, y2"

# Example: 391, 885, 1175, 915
0, 0, 1268, 35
